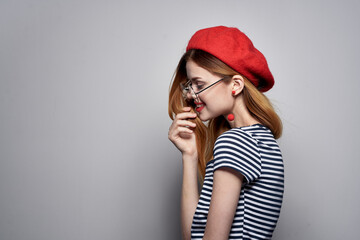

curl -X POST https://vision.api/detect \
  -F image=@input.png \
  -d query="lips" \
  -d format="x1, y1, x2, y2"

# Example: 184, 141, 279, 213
194, 101, 205, 112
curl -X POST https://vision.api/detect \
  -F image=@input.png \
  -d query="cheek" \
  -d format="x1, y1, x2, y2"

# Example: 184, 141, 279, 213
202, 90, 233, 110
203, 86, 230, 102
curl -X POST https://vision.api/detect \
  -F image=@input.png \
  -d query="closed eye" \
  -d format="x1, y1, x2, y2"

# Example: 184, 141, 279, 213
195, 83, 205, 90
192, 80, 205, 89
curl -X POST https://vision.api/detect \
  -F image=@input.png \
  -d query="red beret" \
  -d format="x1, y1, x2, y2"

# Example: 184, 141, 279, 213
186, 26, 274, 92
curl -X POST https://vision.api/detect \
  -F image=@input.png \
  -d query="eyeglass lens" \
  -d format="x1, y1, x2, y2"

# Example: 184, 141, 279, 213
181, 81, 199, 101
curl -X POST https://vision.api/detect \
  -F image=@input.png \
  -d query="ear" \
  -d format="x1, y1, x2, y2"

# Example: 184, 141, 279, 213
231, 75, 245, 95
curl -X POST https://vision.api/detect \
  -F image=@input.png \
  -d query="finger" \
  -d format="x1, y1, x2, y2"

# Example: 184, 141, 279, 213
175, 112, 197, 121
177, 126, 193, 134
177, 119, 196, 128
169, 125, 193, 139
182, 106, 192, 112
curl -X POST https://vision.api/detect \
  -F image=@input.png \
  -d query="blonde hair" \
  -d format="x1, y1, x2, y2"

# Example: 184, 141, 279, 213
168, 50, 282, 182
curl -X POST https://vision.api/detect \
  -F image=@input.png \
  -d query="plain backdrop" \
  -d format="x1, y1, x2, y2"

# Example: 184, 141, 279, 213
1, 0, 360, 239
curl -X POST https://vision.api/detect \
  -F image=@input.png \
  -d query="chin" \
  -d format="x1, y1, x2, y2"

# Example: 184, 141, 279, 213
197, 111, 216, 122
196, 108, 222, 122
199, 115, 209, 122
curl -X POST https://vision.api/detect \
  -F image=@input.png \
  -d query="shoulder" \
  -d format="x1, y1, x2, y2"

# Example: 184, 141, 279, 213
214, 127, 259, 154
213, 127, 262, 183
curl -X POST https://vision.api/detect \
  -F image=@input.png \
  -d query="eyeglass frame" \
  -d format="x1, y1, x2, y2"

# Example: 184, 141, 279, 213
181, 76, 229, 101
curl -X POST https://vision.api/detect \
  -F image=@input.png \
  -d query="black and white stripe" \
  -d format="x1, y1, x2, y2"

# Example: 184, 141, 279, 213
191, 124, 284, 239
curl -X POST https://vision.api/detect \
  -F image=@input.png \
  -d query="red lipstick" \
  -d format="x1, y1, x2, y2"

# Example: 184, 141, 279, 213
196, 106, 204, 112
194, 101, 205, 113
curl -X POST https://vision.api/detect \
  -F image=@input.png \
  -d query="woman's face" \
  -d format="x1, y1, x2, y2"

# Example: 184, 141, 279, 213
185, 60, 234, 121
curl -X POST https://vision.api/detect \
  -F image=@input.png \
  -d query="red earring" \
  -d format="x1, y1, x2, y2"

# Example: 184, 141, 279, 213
227, 114, 235, 121
232, 90, 236, 95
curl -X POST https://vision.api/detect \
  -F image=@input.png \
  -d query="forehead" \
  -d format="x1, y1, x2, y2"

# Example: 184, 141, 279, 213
185, 60, 214, 81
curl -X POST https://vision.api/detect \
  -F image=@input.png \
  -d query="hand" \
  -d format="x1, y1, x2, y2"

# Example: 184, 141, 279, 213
168, 107, 198, 158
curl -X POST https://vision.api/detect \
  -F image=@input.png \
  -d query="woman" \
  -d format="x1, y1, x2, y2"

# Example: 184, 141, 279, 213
168, 26, 284, 240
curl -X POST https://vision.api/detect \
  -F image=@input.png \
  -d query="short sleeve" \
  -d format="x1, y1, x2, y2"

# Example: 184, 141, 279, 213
213, 129, 262, 183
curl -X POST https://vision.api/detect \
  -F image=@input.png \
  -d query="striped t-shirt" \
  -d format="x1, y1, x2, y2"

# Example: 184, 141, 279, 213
191, 124, 284, 239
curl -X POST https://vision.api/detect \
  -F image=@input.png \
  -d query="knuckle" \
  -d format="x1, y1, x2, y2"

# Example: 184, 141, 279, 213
168, 133, 174, 141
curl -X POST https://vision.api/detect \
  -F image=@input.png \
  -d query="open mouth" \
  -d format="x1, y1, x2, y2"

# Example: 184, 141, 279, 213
194, 101, 205, 112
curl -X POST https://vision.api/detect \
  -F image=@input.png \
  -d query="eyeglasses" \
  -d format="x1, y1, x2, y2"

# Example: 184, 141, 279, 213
180, 76, 228, 101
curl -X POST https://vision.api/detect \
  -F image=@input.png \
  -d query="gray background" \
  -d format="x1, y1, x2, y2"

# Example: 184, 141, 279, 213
1, 0, 359, 239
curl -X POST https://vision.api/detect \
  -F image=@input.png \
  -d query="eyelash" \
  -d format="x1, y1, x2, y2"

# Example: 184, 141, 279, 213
191, 81, 204, 89
196, 84, 204, 89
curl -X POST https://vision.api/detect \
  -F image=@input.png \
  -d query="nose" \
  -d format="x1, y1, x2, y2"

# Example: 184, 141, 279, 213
190, 92, 200, 103
186, 91, 193, 100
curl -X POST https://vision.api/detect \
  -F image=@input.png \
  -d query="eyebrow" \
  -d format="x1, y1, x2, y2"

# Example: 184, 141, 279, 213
187, 77, 202, 82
